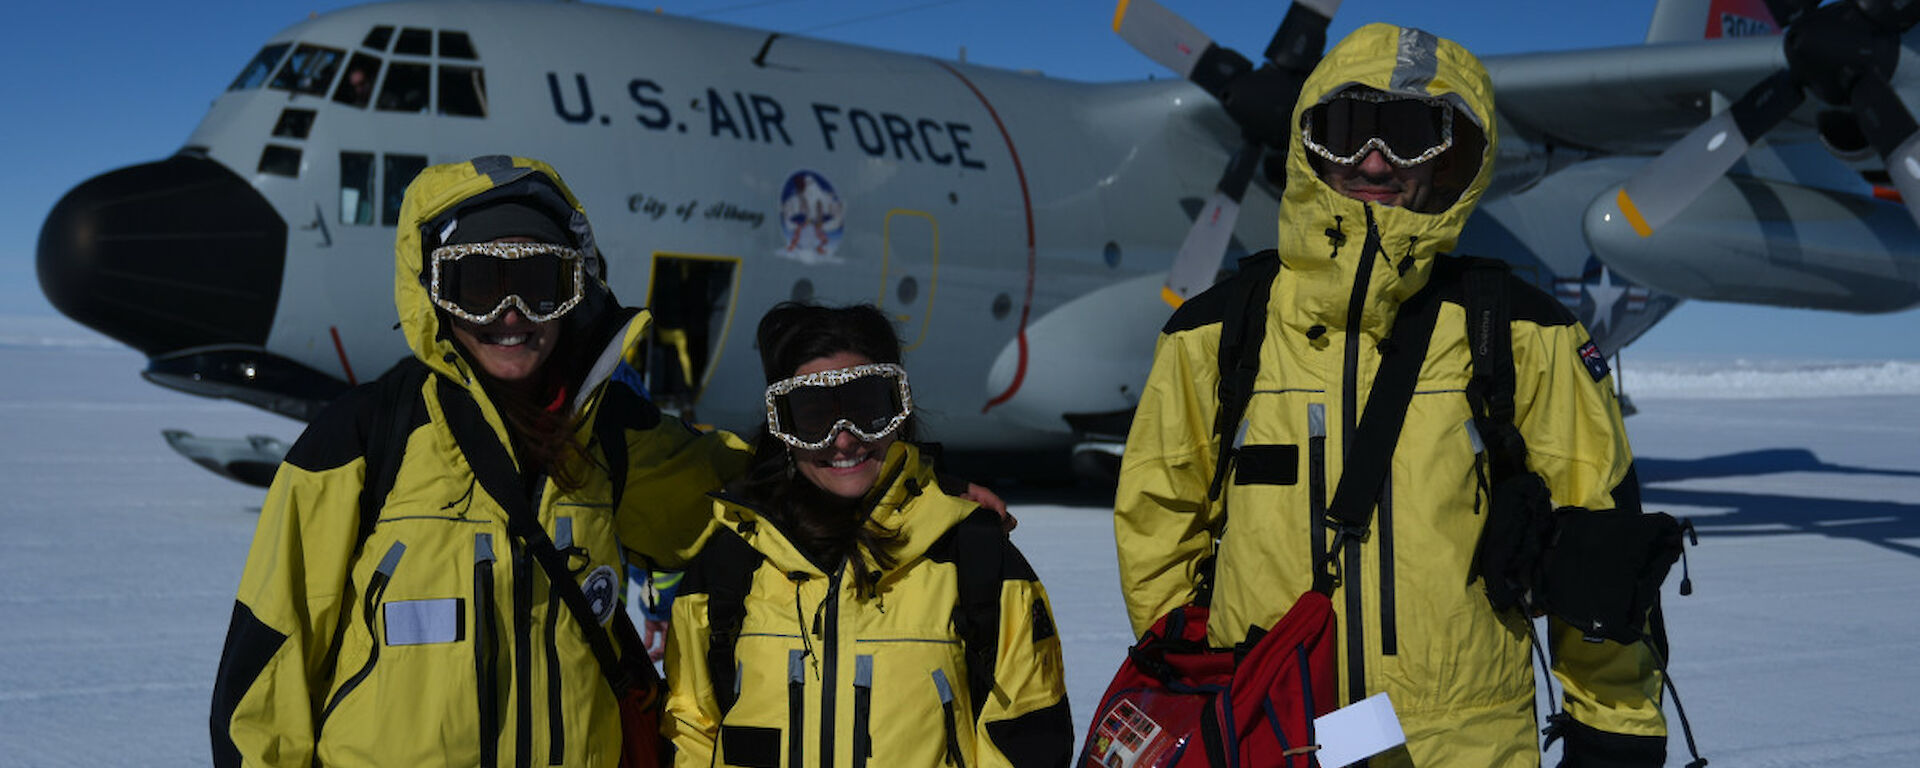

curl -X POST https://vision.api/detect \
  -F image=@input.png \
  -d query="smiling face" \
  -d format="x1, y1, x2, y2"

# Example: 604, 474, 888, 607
1318, 148, 1436, 211
445, 236, 563, 385
789, 350, 896, 500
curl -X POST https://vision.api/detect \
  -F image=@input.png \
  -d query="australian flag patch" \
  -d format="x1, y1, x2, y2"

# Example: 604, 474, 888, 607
1578, 341, 1610, 382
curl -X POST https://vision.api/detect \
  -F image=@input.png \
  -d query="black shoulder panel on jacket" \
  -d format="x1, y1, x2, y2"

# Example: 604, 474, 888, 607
678, 525, 762, 598
281, 374, 430, 473
924, 508, 1039, 583
1161, 250, 1279, 334
1431, 255, 1579, 328
210, 600, 289, 768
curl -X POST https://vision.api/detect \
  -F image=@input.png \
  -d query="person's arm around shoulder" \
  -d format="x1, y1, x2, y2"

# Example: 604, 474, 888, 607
615, 414, 751, 570
1115, 321, 1227, 638
1511, 318, 1668, 766
210, 395, 378, 768
973, 541, 1073, 768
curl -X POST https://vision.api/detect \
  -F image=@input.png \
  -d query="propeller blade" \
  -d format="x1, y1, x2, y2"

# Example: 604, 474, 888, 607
1163, 142, 1261, 306
1263, 0, 1341, 71
1112, 0, 1217, 81
1601, 70, 1804, 237
1846, 74, 1920, 225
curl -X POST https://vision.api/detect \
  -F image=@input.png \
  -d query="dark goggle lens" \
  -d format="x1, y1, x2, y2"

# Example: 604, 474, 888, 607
1307, 97, 1449, 160
778, 375, 902, 443
439, 253, 574, 316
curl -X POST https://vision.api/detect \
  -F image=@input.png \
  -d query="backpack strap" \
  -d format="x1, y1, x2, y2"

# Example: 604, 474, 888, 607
1209, 251, 1283, 501
437, 378, 645, 696
700, 525, 763, 716
949, 507, 1007, 721
358, 357, 429, 543
1460, 257, 1529, 483
1312, 279, 1445, 595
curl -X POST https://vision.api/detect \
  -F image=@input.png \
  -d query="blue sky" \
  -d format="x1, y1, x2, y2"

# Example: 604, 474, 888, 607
6, 0, 1917, 361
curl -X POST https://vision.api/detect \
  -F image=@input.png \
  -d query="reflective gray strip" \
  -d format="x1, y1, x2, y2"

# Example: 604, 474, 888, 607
1232, 417, 1251, 450
376, 541, 406, 577
555, 517, 573, 550
931, 669, 954, 704
475, 533, 495, 564
385, 599, 461, 645
1464, 418, 1485, 454
734, 660, 743, 699
1309, 403, 1327, 439
854, 655, 874, 689
789, 650, 806, 683
469, 155, 527, 186
1390, 27, 1439, 95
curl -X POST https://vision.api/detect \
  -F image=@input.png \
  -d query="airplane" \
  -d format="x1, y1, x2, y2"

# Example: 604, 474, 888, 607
33, 0, 1920, 487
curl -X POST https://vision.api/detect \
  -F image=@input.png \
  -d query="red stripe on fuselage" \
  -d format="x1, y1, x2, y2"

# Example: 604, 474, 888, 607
936, 62, 1036, 414
330, 326, 358, 385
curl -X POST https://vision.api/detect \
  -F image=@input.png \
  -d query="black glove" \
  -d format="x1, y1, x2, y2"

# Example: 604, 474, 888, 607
1555, 717, 1666, 768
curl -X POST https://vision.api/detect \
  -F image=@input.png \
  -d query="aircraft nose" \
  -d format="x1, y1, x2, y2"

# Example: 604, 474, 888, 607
37, 154, 287, 356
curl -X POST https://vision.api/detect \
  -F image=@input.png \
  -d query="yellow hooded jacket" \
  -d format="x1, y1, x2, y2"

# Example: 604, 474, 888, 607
1115, 25, 1666, 767
210, 157, 748, 767
664, 442, 1073, 768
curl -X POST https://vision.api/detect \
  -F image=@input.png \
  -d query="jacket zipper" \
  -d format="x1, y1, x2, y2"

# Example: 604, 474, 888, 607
1340, 205, 1383, 706
318, 543, 406, 733
476, 534, 500, 768
819, 565, 843, 768
512, 476, 545, 768
853, 654, 874, 768
788, 649, 806, 768
545, 518, 572, 765
1378, 477, 1397, 656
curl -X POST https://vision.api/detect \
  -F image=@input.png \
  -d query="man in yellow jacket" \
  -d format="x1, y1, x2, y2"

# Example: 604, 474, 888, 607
1116, 24, 1668, 768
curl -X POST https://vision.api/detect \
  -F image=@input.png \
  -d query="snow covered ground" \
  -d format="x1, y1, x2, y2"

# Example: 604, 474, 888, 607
4, 315, 1918, 766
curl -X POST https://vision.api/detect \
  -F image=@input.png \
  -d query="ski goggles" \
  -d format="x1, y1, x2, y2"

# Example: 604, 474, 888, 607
764, 363, 914, 451
1301, 90, 1455, 168
428, 242, 586, 324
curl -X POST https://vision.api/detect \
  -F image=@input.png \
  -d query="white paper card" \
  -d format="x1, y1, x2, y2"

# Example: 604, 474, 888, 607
1311, 692, 1406, 768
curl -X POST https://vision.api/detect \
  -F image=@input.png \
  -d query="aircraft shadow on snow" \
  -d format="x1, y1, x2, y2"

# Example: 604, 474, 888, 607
1638, 449, 1920, 560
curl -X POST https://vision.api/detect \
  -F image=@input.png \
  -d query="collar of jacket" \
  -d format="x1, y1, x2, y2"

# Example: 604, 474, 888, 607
1272, 22, 1497, 340
712, 441, 976, 580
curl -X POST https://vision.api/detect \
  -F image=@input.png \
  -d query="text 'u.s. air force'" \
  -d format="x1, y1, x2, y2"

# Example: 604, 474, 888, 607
546, 73, 988, 170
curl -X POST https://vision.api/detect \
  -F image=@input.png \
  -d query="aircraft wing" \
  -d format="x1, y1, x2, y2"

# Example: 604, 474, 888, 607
1484, 36, 1804, 156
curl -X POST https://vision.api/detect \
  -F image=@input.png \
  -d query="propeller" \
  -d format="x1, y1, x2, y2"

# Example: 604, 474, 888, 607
1114, 0, 1343, 306
1592, 0, 1920, 239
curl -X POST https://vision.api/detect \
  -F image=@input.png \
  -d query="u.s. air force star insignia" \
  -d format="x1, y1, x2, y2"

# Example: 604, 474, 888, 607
581, 565, 620, 624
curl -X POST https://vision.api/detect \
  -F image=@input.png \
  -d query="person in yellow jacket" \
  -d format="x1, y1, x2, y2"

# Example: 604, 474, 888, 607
1115, 24, 1668, 768
664, 302, 1073, 768
209, 156, 749, 767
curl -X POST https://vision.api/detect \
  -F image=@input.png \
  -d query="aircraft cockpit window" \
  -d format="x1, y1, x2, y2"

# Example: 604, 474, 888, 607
340, 152, 375, 225
363, 25, 394, 52
382, 154, 428, 226
228, 43, 291, 91
376, 63, 430, 113
258, 145, 303, 178
395, 27, 433, 56
272, 109, 317, 139
438, 66, 487, 117
439, 31, 477, 59
268, 44, 346, 97
332, 54, 381, 108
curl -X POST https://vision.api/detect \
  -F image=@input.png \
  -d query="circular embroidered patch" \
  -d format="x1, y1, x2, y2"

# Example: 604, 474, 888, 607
581, 565, 620, 624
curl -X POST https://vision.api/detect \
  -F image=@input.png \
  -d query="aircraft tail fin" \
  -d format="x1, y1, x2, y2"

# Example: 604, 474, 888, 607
1645, 0, 1781, 43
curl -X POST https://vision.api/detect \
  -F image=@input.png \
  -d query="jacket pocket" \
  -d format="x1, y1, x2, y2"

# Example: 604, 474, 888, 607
720, 725, 781, 768
852, 654, 874, 768
319, 542, 406, 730
932, 669, 968, 768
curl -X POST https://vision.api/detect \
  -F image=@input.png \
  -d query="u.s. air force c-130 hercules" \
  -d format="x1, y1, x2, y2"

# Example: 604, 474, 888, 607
34, 0, 1920, 486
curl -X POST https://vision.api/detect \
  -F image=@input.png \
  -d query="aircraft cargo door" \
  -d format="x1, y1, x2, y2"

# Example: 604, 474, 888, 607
880, 210, 939, 351
646, 253, 740, 418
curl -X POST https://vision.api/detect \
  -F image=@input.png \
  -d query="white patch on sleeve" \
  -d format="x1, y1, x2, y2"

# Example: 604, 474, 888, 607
384, 598, 462, 646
